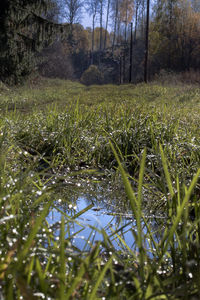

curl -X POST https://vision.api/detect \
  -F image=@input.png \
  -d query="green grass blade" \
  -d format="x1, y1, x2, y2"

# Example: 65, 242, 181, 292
137, 148, 146, 284
88, 256, 113, 300
161, 168, 200, 260
159, 144, 174, 198
17, 201, 52, 268
60, 216, 66, 300
27, 256, 35, 285
72, 204, 94, 219
35, 258, 46, 293
65, 242, 100, 300
109, 141, 138, 219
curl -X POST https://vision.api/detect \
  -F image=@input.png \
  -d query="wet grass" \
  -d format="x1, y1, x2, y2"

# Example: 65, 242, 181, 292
0, 78, 200, 299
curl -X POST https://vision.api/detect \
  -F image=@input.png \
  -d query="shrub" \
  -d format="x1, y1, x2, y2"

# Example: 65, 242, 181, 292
80, 65, 104, 85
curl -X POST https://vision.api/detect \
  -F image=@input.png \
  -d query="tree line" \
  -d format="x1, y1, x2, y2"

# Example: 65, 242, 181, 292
0, 0, 200, 85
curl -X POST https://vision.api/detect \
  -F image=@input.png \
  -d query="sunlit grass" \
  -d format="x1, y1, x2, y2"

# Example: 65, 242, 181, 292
0, 78, 200, 299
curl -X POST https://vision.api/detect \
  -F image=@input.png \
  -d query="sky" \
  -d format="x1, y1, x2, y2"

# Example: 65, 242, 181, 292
81, 14, 93, 28
79, 6, 110, 30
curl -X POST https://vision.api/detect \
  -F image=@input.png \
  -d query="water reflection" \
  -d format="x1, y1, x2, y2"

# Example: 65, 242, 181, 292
47, 196, 138, 251
46, 180, 165, 254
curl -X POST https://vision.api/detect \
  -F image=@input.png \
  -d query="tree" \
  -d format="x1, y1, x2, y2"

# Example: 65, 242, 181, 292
144, 0, 150, 82
85, 0, 99, 55
98, 0, 105, 50
111, 0, 119, 51
0, 0, 69, 84
93, 27, 111, 50
104, 0, 111, 49
62, 0, 83, 25
191, 0, 200, 12
134, 0, 141, 42
118, 0, 134, 42
150, 0, 200, 74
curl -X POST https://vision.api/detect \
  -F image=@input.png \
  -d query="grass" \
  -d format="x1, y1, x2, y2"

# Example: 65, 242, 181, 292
0, 77, 200, 299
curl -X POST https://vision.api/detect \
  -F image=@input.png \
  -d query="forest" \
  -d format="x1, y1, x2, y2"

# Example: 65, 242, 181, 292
0, 1, 200, 300
1, 0, 200, 85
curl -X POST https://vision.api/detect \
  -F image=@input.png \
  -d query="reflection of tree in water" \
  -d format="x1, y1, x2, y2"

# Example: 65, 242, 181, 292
53, 178, 130, 215
82, 180, 131, 213
48, 177, 169, 254
53, 176, 166, 227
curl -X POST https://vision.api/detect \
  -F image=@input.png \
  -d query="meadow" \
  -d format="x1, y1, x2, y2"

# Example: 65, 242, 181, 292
0, 78, 200, 299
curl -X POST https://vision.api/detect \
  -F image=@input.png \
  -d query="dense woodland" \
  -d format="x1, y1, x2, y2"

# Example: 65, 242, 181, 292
0, 0, 200, 85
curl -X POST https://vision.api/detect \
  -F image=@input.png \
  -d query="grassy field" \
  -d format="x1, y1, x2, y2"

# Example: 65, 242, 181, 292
0, 78, 200, 299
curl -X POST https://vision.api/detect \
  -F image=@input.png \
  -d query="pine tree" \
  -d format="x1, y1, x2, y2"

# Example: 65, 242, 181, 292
0, 0, 69, 84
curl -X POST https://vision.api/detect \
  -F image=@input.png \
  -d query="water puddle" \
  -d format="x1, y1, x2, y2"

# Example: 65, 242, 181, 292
46, 181, 164, 253
47, 196, 137, 251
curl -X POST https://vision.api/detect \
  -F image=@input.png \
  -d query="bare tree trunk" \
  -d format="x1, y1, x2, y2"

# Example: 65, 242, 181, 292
124, 0, 128, 42
144, 0, 150, 83
140, 0, 145, 39
117, 17, 121, 44
134, 0, 139, 43
104, 0, 110, 49
123, 48, 125, 82
92, 13, 95, 52
129, 22, 133, 83
91, 13, 96, 64
119, 55, 122, 83
168, 0, 173, 69
112, 0, 119, 53
99, 0, 103, 50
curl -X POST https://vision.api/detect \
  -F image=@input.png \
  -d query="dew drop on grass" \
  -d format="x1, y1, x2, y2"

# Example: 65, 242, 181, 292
188, 273, 193, 278
33, 293, 45, 299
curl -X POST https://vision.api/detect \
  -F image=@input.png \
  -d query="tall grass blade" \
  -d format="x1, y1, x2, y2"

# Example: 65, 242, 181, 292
88, 256, 113, 300
159, 144, 174, 198
65, 242, 100, 300
35, 258, 47, 293
17, 201, 52, 268
59, 216, 66, 300
109, 141, 138, 219
161, 168, 200, 260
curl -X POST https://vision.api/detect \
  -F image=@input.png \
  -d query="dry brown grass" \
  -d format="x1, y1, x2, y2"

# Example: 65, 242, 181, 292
153, 69, 200, 86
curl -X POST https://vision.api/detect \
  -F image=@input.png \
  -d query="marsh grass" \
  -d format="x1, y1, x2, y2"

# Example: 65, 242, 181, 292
0, 79, 200, 299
